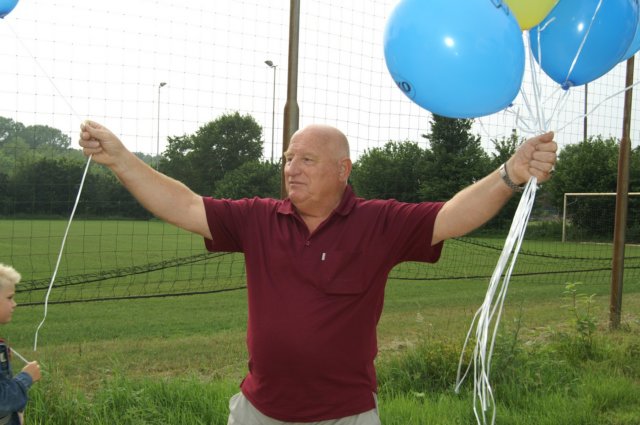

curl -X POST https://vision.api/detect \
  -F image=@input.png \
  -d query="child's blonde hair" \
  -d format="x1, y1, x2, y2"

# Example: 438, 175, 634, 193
0, 264, 21, 289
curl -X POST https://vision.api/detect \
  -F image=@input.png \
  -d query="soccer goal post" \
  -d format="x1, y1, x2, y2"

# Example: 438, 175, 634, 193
562, 192, 640, 242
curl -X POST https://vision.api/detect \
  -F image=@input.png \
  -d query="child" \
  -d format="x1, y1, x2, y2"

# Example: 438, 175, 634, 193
0, 264, 41, 425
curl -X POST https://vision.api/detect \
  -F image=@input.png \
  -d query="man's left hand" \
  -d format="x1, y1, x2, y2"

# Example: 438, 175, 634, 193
507, 131, 557, 185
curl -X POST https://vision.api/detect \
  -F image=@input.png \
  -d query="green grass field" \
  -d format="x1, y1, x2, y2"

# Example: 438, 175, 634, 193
1, 219, 639, 423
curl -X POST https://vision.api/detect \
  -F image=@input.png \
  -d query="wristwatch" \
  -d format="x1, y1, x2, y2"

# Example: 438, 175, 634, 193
499, 163, 524, 192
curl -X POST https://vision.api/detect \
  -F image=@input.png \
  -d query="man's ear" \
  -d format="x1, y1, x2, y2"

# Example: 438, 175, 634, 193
339, 158, 353, 182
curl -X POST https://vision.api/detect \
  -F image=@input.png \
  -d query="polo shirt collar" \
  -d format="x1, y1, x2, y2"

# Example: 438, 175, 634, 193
277, 185, 357, 217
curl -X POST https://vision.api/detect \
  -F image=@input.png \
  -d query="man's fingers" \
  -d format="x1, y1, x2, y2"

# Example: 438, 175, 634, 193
80, 120, 109, 140
530, 158, 555, 173
540, 131, 554, 141
79, 120, 106, 151
82, 119, 102, 131
532, 149, 556, 163
533, 132, 556, 149
81, 141, 103, 151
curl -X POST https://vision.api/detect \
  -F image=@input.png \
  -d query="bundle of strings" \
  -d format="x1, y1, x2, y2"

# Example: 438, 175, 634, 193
453, 9, 611, 422
454, 176, 537, 425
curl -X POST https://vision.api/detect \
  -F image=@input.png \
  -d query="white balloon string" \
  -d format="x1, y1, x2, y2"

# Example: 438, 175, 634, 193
33, 156, 92, 351
529, 32, 547, 131
556, 79, 640, 134
546, 89, 571, 131
457, 27, 555, 424
456, 177, 537, 425
3, 19, 92, 351
563, 0, 603, 89
475, 117, 501, 141
5, 21, 82, 119
10, 348, 30, 365
464, 10, 636, 421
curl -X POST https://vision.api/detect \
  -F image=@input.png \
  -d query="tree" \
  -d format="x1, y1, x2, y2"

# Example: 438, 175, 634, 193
81, 172, 151, 219
546, 136, 620, 237
158, 134, 195, 190
419, 115, 492, 201
161, 112, 264, 195
9, 157, 87, 216
0, 118, 82, 178
0, 136, 32, 176
630, 146, 640, 241
490, 129, 522, 168
5, 156, 151, 218
0, 117, 25, 144
19, 124, 71, 150
350, 141, 429, 201
631, 146, 640, 191
212, 160, 280, 199
547, 136, 619, 204
0, 171, 9, 215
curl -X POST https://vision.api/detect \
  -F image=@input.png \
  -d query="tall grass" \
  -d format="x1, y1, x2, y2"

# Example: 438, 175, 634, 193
376, 319, 640, 424
22, 315, 640, 424
5, 278, 637, 424
28, 373, 237, 424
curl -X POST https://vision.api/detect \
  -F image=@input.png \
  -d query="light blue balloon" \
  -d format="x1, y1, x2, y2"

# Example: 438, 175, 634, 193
529, 0, 639, 90
621, 16, 640, 61
0, 0, 18, 19
383, 0, 525, 119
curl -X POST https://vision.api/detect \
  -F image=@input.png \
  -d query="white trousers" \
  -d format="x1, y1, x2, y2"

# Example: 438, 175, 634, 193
227, 392, 381, 425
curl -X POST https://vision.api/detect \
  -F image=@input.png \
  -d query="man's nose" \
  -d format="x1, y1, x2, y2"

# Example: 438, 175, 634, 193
286, 158, 300, 175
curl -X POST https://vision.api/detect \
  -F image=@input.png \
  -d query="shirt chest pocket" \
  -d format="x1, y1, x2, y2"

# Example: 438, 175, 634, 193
308, 250, 366, 295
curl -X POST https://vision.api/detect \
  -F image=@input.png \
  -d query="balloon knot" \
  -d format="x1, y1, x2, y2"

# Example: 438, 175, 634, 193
561, 81, 574, 91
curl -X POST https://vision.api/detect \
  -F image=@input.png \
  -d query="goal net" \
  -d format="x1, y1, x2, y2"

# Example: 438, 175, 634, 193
562, 192, 640, 243
2, 0, 640, 305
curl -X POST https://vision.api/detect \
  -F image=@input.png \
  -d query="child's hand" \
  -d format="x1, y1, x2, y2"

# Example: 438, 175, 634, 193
21, 361, 41, 382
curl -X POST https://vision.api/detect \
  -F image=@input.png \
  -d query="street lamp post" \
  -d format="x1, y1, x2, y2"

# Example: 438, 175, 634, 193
156, 82, 167, 169
265, 60, 277, 162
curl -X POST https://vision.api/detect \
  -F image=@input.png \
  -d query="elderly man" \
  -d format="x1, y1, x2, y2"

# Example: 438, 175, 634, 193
79, 121, 556, 424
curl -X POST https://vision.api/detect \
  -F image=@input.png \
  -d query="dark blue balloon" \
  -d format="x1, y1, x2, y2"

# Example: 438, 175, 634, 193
0, 0, 18, 19
383, 0, 525, 118
529, 0, 639, 89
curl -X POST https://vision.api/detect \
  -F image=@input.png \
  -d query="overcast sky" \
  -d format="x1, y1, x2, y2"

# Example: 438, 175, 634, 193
1, 0, 638, 161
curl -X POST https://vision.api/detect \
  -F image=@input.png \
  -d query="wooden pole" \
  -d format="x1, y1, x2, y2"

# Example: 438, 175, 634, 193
609, 55, 634, 329
280, 0, 300, 199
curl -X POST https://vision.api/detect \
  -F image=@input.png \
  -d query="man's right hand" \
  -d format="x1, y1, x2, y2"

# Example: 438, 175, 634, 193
79, 120, 128, 168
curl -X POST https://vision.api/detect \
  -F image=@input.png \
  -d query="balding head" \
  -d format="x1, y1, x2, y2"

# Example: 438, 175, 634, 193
290, 124, 350, 161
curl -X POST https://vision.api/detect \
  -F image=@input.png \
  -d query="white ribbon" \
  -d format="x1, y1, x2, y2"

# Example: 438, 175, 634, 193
455, 176, 537, 425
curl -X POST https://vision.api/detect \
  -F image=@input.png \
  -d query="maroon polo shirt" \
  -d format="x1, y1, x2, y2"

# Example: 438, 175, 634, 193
203, 186, 444, 422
